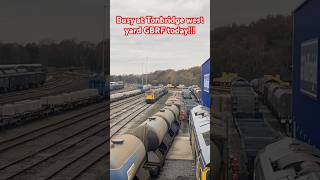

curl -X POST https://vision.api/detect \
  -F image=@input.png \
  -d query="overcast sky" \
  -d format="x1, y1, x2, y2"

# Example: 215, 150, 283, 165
110, 0, 210, 75
111, 0, 304, 75
212, 0, 304, 29
0, 0, 304, 74
0, 0, 105, 43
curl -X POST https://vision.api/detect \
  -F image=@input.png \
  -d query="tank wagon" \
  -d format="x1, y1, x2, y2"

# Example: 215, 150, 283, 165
250, 76, 292, 127
189, 105, 212, 180
0, 89, 102, 127
110, 89, 143, 102
0, 64, 46, 93
110, 81, 124, 91
110, 95, 181, 179
145, 86, 168, 104
254, 137, 320, 180
263, 81, 292, 125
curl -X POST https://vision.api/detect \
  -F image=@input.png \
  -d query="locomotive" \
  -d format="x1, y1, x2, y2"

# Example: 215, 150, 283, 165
144, 86, 168, 103
254, 137, 320, 180
189, 105, 212, 180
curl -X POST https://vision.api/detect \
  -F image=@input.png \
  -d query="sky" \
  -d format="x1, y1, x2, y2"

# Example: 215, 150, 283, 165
212, 0, 304, 29
110, 0, 304, 75
110, 0, 210, 75
0, 0, 304, 74
0, 0, 106, 43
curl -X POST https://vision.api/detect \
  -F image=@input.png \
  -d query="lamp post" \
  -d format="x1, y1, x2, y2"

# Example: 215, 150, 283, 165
102, 5, 107, 77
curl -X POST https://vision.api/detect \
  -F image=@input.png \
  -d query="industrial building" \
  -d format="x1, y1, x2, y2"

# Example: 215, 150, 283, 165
293, 0, 320, 148
201, 58, 211, 108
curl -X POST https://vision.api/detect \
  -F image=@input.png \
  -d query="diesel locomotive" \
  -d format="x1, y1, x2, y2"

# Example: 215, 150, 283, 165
189, 105, 212, 180
144, 86, 168, 103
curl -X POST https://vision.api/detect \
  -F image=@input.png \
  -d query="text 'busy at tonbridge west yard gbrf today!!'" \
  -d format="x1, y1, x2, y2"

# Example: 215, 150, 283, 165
115, 16, 205, 36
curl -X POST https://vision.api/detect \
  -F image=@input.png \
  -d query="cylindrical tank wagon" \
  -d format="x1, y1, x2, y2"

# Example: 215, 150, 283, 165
110, 95, 181, 179
250, 76, 292, 126
110, 89, 143, 102
110, 135, 148, 180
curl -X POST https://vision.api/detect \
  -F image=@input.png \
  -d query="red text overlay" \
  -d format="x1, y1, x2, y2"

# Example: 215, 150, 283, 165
115, 16, 205, 36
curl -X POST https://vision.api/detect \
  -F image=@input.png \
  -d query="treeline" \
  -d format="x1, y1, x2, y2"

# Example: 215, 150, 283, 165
111, 66, 201, 86
0, 39, 109, 73
211, 15, 292, 82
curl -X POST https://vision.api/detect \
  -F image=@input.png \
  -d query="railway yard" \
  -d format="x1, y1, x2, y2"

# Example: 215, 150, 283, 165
110, 59, 210, 180
0, 66, 204, 180
212, 73, 320, 179
0, 70, 108, 180
0, 79, 148, 179
212, 75, 288, 179
110, 83, 210, 180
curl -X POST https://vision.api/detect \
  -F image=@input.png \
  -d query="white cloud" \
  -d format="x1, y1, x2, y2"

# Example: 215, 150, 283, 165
110, 0, 210, 75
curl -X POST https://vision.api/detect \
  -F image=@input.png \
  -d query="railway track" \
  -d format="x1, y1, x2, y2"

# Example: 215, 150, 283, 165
0, 96, 143, 151
0, 74, 68, 97
0, 94, 149, 179
69, 103, 151, 180
110, 86, 138, 94
110, 93, 145, 109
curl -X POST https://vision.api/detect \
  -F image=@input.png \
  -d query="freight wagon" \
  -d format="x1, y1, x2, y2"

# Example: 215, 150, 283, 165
110, 81, 124, 91
0, 89, 102, 127
0, 64, 46, 93
110, 89, 143, 102
231, 79, 279, 178
110, 95, 181, 179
